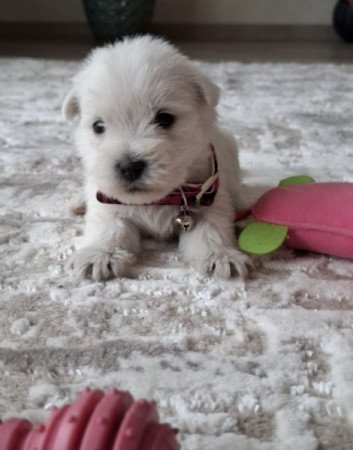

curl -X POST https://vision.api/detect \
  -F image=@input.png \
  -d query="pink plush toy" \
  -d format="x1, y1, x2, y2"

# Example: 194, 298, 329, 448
0, 388, 179, 450
239, 176, 353, 259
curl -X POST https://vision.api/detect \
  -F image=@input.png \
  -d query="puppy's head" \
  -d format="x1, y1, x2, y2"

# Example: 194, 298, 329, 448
63, 35, 219, 204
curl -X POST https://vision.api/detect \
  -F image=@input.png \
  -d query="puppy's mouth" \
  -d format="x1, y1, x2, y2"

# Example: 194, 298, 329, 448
118, 181, 169, 201
122, 177, 170, 196
125, 185, 150, 193
104, 179, 177, 205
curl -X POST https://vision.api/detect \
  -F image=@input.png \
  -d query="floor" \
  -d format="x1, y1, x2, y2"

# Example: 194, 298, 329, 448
1, 37, 353, 63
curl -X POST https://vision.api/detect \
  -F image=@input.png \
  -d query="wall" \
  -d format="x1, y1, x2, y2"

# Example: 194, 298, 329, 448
154, 0, 337, 25
0, 0, 337, 25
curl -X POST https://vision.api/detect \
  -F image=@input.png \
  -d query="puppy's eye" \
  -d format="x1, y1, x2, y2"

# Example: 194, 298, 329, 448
154, 112, 175, 129
93, 120, 105, 135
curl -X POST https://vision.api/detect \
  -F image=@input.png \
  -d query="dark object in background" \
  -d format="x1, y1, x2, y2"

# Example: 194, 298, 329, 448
333, 0, 353, 42
82, 0, 156, 43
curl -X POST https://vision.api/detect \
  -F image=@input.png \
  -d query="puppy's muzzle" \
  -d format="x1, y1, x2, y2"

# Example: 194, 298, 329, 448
115, 158, 147, 183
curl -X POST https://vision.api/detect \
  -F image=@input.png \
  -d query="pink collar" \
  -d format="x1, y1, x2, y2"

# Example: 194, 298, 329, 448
96, 145, 219, 207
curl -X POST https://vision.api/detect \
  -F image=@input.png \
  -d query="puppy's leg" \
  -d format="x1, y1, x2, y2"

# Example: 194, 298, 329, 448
72, 206, 141, 281
179, 190, 252, 279
70, 193, 86, 216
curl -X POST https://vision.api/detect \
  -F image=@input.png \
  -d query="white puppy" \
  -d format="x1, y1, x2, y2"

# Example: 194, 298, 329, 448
63, 35, 251, 281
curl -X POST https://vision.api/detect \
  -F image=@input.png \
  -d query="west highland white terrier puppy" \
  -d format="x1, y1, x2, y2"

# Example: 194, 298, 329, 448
63, 35, 252, 281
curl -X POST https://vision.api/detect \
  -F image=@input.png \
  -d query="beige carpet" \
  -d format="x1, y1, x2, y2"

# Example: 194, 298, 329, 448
1, 58, 353, 449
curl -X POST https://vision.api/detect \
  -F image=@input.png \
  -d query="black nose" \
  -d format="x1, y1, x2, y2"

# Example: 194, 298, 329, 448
115, 158, 147, 182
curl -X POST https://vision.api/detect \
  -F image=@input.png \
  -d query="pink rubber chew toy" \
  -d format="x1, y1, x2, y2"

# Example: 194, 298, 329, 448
0, 388, 179, 450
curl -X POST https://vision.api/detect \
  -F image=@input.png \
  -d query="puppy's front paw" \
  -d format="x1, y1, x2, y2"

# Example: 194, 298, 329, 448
71, 246, 136, 281
199, 248, 253, 279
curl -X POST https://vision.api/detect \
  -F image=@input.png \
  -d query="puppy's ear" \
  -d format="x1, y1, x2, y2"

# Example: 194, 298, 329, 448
192, 73, 220, 108
62, 88, 80, 121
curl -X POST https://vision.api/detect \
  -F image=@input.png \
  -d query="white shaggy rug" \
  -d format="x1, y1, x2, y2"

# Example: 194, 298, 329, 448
1, 57, 353, 450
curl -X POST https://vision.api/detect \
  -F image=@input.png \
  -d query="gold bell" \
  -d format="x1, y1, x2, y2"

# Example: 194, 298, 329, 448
176, 211, 194, 232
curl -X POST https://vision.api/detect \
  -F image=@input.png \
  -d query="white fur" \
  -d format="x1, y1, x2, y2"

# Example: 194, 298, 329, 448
63, 35, 252, 280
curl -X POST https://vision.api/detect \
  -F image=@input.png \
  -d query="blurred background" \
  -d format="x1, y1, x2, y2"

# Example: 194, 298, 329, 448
0, 0, 337, 28
0, 0, 351, 62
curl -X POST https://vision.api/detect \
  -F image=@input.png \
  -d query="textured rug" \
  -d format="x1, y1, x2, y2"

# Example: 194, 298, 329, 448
1, 57, 353, 450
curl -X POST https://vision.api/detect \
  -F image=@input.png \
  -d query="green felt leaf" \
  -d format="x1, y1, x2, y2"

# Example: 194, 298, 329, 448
279, 175, 315, 187
239, 222, 288, 255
